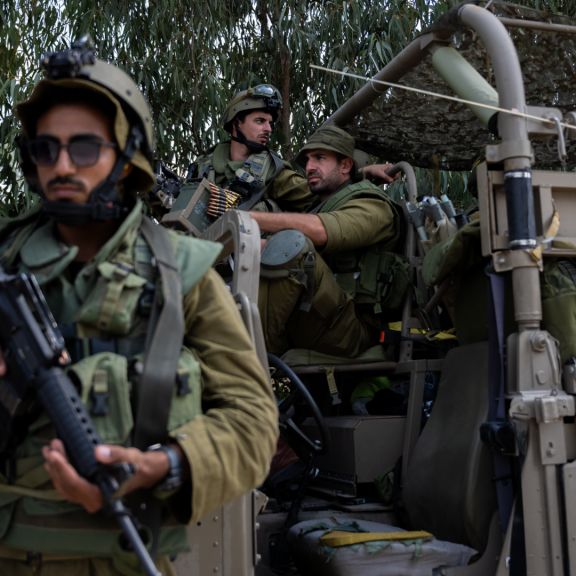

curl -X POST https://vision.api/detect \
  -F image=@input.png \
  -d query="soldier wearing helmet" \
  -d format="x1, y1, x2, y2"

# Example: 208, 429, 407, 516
0, 38, 278, 575
154, 83, 314, 228
16, 41, 156, 225
207, 83, 311, 210
250, 123, 407, 357
155, 84, 396, 234
222, 84, 283, 152
201, 83, 314, 212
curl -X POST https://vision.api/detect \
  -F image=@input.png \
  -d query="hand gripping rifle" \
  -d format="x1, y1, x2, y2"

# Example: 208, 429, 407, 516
0, 266, 162, 576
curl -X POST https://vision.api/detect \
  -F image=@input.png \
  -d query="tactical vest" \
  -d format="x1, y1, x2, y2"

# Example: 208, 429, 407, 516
162, 145, 287, 236
0, 203, 221, 569
193, 144, 286, 210
316, 181, 410, 315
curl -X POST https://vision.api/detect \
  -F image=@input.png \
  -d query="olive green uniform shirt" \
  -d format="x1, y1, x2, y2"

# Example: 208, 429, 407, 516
0, 202, 278, 573
318, 195, 397, 254
179, 267, 278, 520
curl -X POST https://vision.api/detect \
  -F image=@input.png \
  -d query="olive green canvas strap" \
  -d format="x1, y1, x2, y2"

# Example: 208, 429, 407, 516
134, 218, 184, 450
132, 218, 184, 557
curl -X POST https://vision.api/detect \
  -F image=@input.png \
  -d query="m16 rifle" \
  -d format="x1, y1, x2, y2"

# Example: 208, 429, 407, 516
0, 266, 162, 576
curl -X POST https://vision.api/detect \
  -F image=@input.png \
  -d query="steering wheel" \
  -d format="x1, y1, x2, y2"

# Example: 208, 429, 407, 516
268, 353, 329, 459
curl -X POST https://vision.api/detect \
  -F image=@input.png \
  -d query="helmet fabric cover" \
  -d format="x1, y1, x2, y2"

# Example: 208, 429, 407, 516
222, 84, 283, 132
16, 48, 155, 195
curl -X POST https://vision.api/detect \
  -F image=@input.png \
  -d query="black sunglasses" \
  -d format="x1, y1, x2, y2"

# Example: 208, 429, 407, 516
27, 135, 117, 167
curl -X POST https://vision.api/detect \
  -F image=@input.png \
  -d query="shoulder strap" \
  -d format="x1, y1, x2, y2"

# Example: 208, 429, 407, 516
259, 150, 286, 188
134, 217, 185, 449
268, 150, 286, 179
318, 180, 390, 213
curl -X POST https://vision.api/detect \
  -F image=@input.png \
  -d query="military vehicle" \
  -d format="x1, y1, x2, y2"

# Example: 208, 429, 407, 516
171, 1, 576, 575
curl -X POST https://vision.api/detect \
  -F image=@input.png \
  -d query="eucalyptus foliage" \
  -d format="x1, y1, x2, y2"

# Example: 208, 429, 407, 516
0, 0, 574, 215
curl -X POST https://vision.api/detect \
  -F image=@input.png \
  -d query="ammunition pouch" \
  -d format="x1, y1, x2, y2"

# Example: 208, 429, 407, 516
161, 178, 217, 237
354, 250, 411, 315
330, 249, 411, 318
76, 261, 150, 336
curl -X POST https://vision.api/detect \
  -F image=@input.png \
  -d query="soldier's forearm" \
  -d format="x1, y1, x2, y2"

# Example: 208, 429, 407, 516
248, 211, 327, 246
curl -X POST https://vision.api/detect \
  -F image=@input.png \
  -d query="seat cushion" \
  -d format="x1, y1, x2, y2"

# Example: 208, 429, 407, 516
287, 517, 476, 576
282, 345, 394, 367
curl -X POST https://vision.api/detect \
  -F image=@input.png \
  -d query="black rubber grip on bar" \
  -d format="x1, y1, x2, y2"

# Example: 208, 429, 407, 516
504, 170, 537, 249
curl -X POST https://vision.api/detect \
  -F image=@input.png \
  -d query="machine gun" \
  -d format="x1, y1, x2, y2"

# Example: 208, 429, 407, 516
0, 266, 162, 576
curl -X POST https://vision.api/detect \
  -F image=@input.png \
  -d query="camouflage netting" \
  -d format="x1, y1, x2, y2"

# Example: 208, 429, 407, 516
343, 1, 576, 172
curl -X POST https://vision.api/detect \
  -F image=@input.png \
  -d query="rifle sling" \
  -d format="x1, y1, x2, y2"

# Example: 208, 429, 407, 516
135, 218, 184, 449
131, 218, 184, 557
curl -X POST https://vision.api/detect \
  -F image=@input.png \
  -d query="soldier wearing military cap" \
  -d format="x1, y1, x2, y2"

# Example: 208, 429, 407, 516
250, 123, 407, 357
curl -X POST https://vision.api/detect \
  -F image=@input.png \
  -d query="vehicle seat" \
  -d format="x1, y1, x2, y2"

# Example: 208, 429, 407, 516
402, 342, 495, 551
286, 341, 500, 575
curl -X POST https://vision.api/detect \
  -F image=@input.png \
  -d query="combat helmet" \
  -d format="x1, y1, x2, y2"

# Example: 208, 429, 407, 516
15, 36, 155, 224
222, 84, 282, 134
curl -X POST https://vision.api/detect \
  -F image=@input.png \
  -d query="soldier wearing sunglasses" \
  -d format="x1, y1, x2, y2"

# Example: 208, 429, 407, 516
0, 38, 278, 576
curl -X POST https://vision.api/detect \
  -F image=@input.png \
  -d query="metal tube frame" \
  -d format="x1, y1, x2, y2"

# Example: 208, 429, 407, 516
456, 6, 569, 576
327, 4, 573, 574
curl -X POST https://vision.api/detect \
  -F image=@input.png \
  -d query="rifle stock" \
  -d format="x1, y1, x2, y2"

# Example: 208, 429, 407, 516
0, 266, 162, 576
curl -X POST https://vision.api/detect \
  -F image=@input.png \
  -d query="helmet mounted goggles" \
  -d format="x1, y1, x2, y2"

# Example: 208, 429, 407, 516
245, 84, 282, 110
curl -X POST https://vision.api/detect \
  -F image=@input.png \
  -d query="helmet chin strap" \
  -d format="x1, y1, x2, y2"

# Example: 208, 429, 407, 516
42, 127, 143, 226
231, 125, 268, 154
